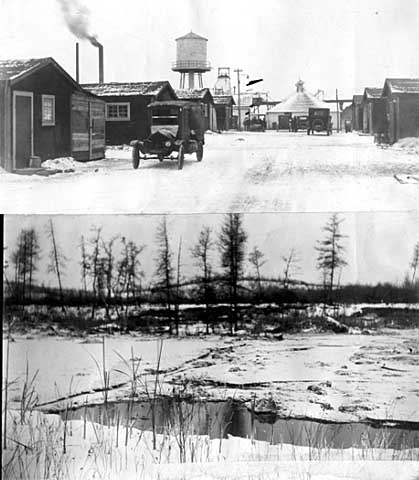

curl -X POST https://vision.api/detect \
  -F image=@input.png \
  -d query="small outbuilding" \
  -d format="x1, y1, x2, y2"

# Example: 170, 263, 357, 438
379, 78, 419, 144
213, 94, 235, 131
361, 87, 382, 134
82, 81, 177, 145
0, 57, 106, 171
351, 95, 363, 131
175, 88, 217, 131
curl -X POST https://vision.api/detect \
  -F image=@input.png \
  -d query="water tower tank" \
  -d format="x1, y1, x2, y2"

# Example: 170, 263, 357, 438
172, 31, 211, 89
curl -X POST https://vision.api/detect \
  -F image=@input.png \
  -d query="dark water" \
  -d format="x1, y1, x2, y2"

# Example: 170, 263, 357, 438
63, 399, 419, 450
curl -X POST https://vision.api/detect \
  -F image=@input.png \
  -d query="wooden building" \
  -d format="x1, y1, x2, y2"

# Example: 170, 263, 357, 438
83, 81, 177, 145
175, 88, 217, 131
361, 87, 382, 134
213, 94, 235, 131
0, 57, 105, 171
380, 78, 419, 144
351, 95, 363, 131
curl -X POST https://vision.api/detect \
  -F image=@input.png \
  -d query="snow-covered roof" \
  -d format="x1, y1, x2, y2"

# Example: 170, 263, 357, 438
82, 81, 173, 97
364, 87, 382, 99
385, 78, 419, 94
213, 94, 235, 105
0, 57, 51, 81
267, 80, 329, 115
175, 88, 213, 101
176, 31, 208, 41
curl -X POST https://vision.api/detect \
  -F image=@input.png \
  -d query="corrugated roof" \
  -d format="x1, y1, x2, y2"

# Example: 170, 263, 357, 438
213, 94, 235, 105
386, 78, 419, 94
82, 81, 172, 97
0, 57, 51, 81
268, 91, 329, 115
176, 31, 207, 41
364, 87, 382, 98
175, 88, 211, 100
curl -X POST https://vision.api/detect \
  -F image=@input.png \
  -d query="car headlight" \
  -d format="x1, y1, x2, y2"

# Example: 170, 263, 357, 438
165, 141, 171, 147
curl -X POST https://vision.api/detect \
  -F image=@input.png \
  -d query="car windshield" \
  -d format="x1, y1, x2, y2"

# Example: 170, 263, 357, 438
151, 106, 179, 126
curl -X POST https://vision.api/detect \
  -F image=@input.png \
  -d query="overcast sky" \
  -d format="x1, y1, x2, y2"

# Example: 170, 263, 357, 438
1, 0, 418, 100
4, 212, 419, 290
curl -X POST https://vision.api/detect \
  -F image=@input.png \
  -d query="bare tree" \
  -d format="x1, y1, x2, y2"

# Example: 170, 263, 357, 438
102, 236, 119, 302
248, 246, 266, 302
88, 226, 102, 320
315, 213, 347, 305
410, 242, 419, 284
46, 219, 66, 312
191, 226, 214, 334
26, 228, 41, 301
154, 217, 175, 334
174, 237, 182, 336
79, 235, 89, 296
219, 213, 248, 333
282, 247, 301, 289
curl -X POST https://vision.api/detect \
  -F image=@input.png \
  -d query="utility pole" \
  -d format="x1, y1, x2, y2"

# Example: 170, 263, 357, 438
234, 69, 243, 131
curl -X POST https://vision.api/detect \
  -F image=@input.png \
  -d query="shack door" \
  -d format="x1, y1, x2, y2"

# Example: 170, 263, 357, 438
71, 93, 105, 161
13, 91, 33, 169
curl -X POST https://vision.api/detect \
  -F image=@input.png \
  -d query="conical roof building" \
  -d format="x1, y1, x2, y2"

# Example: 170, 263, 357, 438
269, 80, 329, 116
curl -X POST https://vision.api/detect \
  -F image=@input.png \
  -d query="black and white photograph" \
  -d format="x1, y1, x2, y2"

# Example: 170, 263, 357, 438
0, 0, 419, 213
1, 0, 419, 479
2, 212, 419, 479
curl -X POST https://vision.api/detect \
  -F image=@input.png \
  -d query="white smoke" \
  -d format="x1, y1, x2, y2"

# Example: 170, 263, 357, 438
57, 0, 100, 46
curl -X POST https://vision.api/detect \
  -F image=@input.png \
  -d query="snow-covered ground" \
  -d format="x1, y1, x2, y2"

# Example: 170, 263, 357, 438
1, 132, 418, 214
3, 330, 419, 479
4, 330, 418, 424
3, 410, 419, 480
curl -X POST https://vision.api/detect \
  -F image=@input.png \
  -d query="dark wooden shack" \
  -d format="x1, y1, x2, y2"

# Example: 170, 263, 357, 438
361, 87, 382, 134
351, 95, 363, 131
175, 88, 217, 131
213, 94, 235, 131
380, 78, 419, 144
0, 57, 105, 171
82, 81, 177, 145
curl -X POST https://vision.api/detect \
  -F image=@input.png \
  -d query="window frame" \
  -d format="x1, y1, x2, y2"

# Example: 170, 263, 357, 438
41, 94, 55, 126
106, 102, 131, 121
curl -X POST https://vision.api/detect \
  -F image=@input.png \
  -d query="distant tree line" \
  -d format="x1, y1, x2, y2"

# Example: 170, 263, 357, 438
4, 215, 419, 333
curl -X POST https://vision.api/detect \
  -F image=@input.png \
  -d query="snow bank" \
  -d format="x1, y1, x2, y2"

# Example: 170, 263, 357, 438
41, 157, 78, 170
393, 137, 419, 154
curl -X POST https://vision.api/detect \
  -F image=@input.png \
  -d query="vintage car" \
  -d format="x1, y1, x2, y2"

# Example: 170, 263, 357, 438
130, 100, 205, 170
244, 115, 266, 132
307, 108, 332, 135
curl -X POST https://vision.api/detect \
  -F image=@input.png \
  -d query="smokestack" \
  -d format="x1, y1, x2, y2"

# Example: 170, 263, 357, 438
75, 42, 80, 83
98, 43, 104, 84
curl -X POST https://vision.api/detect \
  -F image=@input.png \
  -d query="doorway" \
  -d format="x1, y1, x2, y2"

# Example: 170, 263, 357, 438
13, 91, 33, 169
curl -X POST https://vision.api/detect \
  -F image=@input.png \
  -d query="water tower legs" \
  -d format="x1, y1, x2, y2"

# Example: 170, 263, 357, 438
178, 72, 205, 90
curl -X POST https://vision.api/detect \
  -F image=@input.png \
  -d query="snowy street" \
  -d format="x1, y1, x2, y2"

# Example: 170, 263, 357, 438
1, 132, 418, 214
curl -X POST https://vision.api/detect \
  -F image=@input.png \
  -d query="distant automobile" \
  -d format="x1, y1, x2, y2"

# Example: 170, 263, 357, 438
307, 108, 332, 136
130, 100, 205, 170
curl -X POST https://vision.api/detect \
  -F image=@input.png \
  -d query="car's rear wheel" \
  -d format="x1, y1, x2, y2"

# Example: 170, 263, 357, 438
177, 145, 185, 170
158, 154, 164, 162
196, 142, 203, 162
132, 144, 140, 169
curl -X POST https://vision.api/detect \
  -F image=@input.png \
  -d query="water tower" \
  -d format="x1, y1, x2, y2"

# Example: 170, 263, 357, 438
214, 67, 232, 95
172, 31, 211, 90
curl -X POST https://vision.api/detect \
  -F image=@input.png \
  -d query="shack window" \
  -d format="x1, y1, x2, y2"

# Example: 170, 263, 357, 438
106, 103, 130, 121
42, 95, 55, 126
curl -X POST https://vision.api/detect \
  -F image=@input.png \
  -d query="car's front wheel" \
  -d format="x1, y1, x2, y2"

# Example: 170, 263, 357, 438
177, 145, 185, 170
132, 144, 140, 169
196, 142, 204, 162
